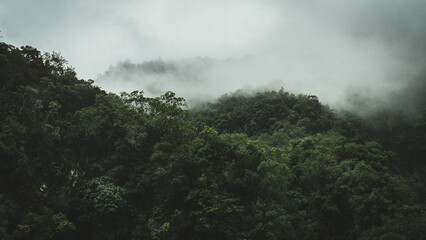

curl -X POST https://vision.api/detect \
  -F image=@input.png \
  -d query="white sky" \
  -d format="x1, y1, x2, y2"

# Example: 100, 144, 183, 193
1, 0, 425, 104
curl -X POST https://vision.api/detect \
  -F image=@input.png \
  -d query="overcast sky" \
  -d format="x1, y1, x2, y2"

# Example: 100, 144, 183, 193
1, 0, 425, 104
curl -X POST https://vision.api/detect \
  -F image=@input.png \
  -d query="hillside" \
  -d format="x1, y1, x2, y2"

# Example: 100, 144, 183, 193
0, 42, 425, 240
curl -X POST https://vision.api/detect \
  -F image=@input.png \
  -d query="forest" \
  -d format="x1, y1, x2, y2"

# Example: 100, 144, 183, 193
0, 42, 425, 239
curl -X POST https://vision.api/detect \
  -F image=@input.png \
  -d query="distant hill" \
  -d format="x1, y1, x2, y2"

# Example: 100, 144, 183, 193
1, 42, 425, 240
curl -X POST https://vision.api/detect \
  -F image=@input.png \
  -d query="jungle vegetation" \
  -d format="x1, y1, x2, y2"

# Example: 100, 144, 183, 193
0, 42, 425, 239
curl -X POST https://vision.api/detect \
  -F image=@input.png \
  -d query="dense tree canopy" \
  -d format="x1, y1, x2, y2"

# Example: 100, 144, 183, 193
0, 42, 425, 239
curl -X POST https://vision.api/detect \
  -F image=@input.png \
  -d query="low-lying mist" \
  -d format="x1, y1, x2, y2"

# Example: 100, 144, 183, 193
96, 56, 289, 106
92, 0, 426, 111
95, 50, 421, 110
4, 0, 421, 111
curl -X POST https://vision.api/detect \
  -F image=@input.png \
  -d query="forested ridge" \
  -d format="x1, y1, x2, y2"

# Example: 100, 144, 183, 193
0, 42, 425, 239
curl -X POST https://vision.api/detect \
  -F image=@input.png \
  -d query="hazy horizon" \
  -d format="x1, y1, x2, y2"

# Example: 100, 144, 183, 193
1, 0, 425, 107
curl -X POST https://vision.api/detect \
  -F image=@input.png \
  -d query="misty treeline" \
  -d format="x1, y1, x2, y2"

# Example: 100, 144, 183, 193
97, 56, 233, 101
0, 42, 425, 240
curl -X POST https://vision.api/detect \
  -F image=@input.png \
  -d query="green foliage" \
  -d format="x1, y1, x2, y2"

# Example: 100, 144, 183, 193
190, 89, 335, 136
81, 177, 125, 215
50, 213, 75, 239
0, 41, 424, 239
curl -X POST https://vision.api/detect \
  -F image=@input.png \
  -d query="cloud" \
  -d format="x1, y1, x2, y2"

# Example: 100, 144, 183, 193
1, 0, 425, 106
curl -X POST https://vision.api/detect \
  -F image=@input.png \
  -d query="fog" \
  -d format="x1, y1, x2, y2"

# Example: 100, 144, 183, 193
1, 0, 425, 107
